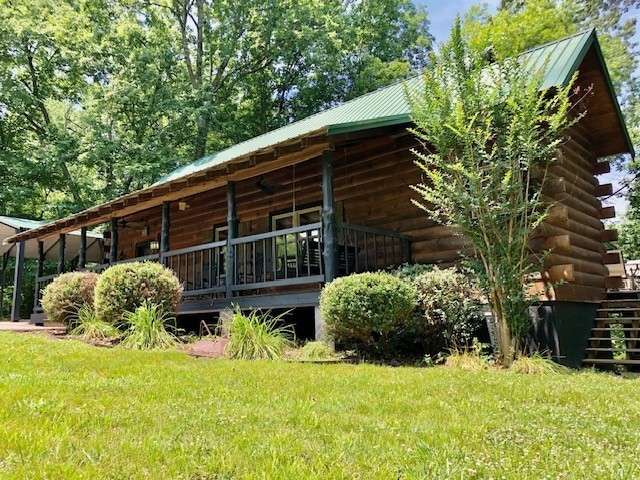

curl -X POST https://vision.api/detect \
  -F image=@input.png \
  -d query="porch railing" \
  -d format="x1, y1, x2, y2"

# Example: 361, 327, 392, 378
34, 220, 413, 309
161, 240, 226, 297
33, 273, 58, 311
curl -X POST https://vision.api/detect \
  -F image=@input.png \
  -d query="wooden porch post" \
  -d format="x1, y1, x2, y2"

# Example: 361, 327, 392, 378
109, 219, 118, 264
0, 249, 11, 320
78, 227, 87, 269
160, 201, 170, 261
226, 181, 237, 298
10, 235, 26, 321
33, 241, 45, 313
57, 233, 66, 274
322, 150, 338, 282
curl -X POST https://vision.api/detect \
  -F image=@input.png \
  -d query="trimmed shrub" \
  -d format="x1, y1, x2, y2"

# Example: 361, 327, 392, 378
411, 267, 485, 350
94, 262, 183, 323
41, 271, 99, 325
224, 307, 295, 360
320, 272, 417, 354
393, 262, 433, 282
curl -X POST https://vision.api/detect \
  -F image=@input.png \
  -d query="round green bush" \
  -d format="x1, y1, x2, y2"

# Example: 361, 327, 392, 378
94, 262, 183, 323
320, 272, 417, 350
41, 271, 99, 325
411, 267, 484, 349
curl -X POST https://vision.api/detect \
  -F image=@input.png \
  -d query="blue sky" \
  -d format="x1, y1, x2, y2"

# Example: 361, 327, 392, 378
419, 0, 500, 44
418, 0, 635, 217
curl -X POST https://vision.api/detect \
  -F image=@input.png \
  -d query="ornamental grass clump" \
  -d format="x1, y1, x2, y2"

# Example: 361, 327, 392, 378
68, 305, 121, 341
94, 262, 182, 324
41, 271, 99, 325
509, 353, 569, 375
224, 307, 295, 360
119, 301, 178, 350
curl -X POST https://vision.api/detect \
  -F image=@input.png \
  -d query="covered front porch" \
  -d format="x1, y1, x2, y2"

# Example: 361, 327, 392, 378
31, 147, 415, 319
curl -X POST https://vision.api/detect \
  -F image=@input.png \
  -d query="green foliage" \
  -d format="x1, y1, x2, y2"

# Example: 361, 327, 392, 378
41, 271, 99, 324
68, 305, 121, 341
617, 218, 640, 260
320, 272, 417, 355
412, 267, 485, 349
392, 262, 433, 282
409, 21, 575, 364
0, 0, 432, 220
509, 353, 570, 375
301, 341, 334, 361
224, 307, 295, 360
119, 301, 178, 350
94, 262, 182, 324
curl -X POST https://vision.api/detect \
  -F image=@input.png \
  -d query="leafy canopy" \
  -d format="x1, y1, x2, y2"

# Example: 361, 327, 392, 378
409, 19, 576, 363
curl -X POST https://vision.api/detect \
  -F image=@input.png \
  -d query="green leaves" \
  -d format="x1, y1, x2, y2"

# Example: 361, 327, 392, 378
409, 19, 575, 362
0, 0, 433, 220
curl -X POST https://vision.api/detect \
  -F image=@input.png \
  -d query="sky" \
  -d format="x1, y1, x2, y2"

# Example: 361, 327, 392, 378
418, 0, 635, 218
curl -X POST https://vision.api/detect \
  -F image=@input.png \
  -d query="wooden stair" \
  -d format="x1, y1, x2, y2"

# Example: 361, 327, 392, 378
583, 290, 640, 371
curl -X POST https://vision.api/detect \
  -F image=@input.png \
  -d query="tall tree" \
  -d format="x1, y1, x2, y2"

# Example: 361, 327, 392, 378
0, 0, 432, 220
410, 20, 576, 364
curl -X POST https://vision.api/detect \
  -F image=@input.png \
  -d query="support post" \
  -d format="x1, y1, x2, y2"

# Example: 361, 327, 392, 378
78, 227, 87, 269
10, 239, 26, 321
322, 150, 338, 282
33, 241, 45, 312
226, 181, 237, 298
109, 218, 118, 264
0, 250, 11, 320
160, 201, 170, 262
58, 233, 66, 274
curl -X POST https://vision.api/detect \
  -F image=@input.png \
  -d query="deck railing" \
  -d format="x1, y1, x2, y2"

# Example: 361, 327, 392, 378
161, 240, 226, 297
34, 221, 412, 309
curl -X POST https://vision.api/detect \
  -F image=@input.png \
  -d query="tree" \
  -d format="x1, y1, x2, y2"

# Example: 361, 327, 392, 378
409, 20, 575, 364
462, 0, 640, 253
0, 0, 432, 220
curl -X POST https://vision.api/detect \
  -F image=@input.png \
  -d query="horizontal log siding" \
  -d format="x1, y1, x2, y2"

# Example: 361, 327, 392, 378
116, 120, 608, 303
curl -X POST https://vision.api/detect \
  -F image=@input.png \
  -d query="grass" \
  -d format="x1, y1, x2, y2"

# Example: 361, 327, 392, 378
1, 333, 640, 479
224, 307, 294, 360
119, 301, 178, 350
68, 305, 121, 342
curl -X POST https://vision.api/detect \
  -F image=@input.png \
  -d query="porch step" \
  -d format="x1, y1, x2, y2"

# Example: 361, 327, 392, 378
584, 290, 640, 371
585, 348, 640, 353
584, 358, 640, 366
595, 317, 640, 324
597, 308, 640, 313
591, 327, 640, 332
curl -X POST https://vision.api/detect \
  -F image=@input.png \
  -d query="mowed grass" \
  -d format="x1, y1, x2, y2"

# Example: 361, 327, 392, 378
1, 333, 639, 479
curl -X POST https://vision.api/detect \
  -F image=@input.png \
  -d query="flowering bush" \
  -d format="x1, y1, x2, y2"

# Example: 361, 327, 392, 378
41, 271, 99, 325
411, 267, 485, 349
94, 262, 183, 324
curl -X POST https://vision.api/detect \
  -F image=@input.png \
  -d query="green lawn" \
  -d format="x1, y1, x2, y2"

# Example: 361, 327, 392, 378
1, 333, 639, 479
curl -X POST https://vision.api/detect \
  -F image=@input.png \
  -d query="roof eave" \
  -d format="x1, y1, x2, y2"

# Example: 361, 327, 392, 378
565, 29, 635, 158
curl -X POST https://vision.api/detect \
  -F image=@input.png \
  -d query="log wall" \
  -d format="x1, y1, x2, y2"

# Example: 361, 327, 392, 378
116, 120, 611, 303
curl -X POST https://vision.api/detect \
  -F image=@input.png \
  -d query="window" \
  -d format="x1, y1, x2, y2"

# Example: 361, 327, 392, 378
271, 206, 321, 277
135, 238, 159, 257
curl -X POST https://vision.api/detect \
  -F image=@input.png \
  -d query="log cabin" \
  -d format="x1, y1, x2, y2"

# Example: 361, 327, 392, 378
6, 29, 635, 366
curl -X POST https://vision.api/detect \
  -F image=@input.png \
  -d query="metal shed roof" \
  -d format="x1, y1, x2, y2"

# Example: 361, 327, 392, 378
0, 216, 102, 261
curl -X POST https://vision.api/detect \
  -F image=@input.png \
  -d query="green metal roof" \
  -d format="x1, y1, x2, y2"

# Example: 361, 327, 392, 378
0, 215, 46, 231
149, 28, 634, 185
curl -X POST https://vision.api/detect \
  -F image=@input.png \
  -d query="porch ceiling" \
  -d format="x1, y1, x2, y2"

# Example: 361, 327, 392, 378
6, 134, 332, 243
